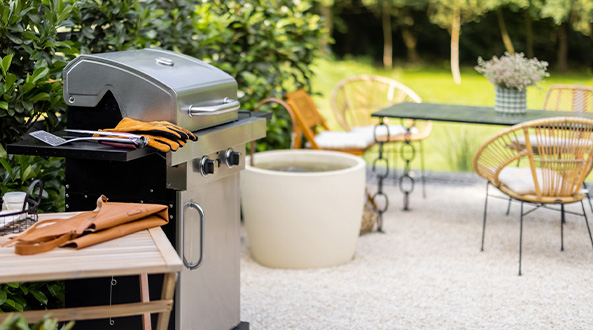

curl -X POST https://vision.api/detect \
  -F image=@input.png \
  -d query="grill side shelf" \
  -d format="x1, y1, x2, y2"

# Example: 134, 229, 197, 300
7, 114, 269, 162
7, 134, 155, 162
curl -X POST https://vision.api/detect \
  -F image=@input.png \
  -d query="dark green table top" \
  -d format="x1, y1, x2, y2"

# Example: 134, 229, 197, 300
372, 102, 593, 126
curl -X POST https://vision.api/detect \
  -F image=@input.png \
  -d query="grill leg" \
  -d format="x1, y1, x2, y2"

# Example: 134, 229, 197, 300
519, 201, 524, 276
481, 183, 490, 252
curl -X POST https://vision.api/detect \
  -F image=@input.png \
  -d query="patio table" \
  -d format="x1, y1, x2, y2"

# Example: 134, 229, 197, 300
372, 102, 593, 126
0, 212, 182, 330
370, 102, 593, 212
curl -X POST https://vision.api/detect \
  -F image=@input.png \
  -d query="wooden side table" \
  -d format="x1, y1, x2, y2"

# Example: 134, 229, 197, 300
0, 213, 182, 330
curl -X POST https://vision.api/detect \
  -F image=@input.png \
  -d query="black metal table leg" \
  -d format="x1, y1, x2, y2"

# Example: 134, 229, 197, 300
372, 122, 390, 232
399, 126, 416, 211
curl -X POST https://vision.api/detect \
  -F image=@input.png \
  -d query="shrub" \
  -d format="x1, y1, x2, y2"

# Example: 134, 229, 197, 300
65, 0, 149, 54
189, 0, 329, 151
0, 0, 72, 316
0, 0, 75, 145
0, 313, 73, 330
0, 281, 65, 314
0, 0, 70, 211
0, 145, 65, 213
141, 0, 198, 54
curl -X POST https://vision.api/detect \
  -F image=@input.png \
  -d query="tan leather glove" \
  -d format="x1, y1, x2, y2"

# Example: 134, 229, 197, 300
103, 118, 196, 142
145, 135, 185, 152
101, 118, 195, 152
151, 120, 198, 141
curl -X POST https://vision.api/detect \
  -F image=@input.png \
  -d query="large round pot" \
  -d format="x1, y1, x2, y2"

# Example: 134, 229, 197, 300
241, 149, 366, 269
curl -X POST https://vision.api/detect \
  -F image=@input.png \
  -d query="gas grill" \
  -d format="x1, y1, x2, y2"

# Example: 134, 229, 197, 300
8, 49, 267, 330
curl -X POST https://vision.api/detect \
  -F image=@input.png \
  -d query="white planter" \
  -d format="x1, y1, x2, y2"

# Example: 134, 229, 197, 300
241, 149, 366, 269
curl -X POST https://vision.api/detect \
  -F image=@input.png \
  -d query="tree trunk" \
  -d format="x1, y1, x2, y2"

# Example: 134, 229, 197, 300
320, 5, 333, 36
382, 0, 393, 70
401, 25, 420, 63
497, 7, 514, 54
590, 22, 593, 70
557, 22, 568, 73
450, 0, 461, 85
319, 5, 333, 55
525, 10, 533, 58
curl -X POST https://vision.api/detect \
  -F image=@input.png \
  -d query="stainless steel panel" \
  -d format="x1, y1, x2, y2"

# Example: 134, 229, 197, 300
167, 115, 267, 167
175, 144, 245, 330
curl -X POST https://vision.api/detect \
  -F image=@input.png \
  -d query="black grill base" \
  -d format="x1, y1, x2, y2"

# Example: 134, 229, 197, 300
64, 154, 178, 330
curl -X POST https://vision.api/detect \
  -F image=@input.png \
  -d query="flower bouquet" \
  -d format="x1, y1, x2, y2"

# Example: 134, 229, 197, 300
475, 52, 549, 114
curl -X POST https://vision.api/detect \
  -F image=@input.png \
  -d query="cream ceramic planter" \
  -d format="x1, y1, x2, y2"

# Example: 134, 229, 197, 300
241, 149, 366, 269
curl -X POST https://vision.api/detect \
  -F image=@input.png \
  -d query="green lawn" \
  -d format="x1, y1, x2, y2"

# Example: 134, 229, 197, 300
309, 58, 593, 172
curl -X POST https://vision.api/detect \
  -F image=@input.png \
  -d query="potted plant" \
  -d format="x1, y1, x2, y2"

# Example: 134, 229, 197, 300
475, 52, 549, 114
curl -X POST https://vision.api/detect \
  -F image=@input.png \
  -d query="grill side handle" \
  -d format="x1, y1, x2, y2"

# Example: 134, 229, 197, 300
188, 98, 240, 117
181, 201, 205, 270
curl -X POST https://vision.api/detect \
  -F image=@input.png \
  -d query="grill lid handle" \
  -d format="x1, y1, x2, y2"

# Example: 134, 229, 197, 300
188, 98, 240, 117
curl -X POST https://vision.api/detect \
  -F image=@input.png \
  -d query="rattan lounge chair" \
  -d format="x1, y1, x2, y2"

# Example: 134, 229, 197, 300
473, 117, 593, 275
543, 84, 593, 211
285, 89, 376, 156
543, 84, 593, 112
331, 75, 431, 195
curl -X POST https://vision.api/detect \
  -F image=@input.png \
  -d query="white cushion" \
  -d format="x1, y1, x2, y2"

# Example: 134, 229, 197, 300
313, 130, 375, 149
498, 167, 543, 195
513, 135, 592, 149
498, 167, 580, 195
351, 125, 419, 139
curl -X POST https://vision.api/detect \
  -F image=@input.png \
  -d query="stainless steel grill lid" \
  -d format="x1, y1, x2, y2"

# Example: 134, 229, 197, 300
63, 48, 239, 131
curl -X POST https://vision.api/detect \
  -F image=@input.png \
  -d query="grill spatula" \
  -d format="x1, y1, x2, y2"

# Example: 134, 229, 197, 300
29, 130, 146, 148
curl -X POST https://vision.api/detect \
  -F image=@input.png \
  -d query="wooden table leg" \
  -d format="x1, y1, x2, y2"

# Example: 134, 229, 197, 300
156, 272, 177, 330
139, 273, 152, 330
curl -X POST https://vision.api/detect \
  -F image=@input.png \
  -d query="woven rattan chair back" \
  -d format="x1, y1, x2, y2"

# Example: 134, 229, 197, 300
331, 75, 422, 131
542, 84, 593, 112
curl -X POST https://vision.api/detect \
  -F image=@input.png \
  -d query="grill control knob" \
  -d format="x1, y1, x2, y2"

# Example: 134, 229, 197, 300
225, 148, 241, 167
200, 156, 219, 176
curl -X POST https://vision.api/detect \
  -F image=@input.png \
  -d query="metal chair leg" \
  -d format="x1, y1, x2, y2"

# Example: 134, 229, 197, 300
561, 204, 565, 251
519, 201, 524, 276
581, 201, 593, 249
584, 182, 593, 215
481, 182, 489, 252
506, 197, 512, 216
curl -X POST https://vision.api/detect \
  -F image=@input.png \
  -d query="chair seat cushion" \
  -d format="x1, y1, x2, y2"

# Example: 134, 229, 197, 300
512, 135, 593, 149
314, 130, 375, 150
351, 125, 419, 140
498, 166, 582, 196
498, 167, 544, 195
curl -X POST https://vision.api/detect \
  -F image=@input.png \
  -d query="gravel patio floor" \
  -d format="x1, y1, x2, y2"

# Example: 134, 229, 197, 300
240, 171, 593, 329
